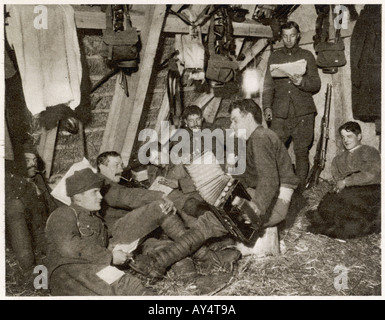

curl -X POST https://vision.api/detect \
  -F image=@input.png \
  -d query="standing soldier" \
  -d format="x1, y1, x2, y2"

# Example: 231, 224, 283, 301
263, 21, 321, 193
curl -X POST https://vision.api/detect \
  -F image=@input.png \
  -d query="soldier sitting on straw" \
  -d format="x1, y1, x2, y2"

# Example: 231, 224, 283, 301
307, 121, 381, 239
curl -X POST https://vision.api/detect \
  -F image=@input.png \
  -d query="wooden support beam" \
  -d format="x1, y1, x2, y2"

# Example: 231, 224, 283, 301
154, 93, 170, 138
192, 90, 215, 109
238, 38, 269, 71
170, 5, 185, 13
163, 16, 273, 37
74, 8, 105, 29
234, 38, 245, 58
242, 5, 256, 20
38, 125, 59, 179
203, 97, 222, 124
120, 6, 167, 163
99, 73, 129, 153
72, 6, 272, 38
100, 6, 157, 154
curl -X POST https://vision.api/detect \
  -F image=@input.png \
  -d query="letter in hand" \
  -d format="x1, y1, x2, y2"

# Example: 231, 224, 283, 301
289, 73, 303, 86
112, 250, 132, 266
160, 195, 177, 215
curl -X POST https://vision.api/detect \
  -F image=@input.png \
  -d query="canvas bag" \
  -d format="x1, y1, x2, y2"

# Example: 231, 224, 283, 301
102, 5, 139, 68
315, 39, 346, 68
205, 15, 238, 83
313, 6, 346, 74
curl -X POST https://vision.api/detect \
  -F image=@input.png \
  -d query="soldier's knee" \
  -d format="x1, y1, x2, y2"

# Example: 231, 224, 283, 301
183, 198, 210, 218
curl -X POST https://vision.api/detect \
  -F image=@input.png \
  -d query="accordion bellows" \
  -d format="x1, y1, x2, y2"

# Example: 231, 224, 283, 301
185, 151, 264, 244
185, 152, 233, 207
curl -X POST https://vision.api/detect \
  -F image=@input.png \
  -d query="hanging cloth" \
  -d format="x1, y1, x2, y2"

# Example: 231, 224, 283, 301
350, 5, 381, 122
5, 5, 82, 116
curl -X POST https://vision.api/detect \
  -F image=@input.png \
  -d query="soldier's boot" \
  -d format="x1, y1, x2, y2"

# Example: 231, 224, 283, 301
141, 237, 198, 280
6, 199, 35, 271
193, 245, 241, 272
129, 227, 209, 279
160, 213, 188, 240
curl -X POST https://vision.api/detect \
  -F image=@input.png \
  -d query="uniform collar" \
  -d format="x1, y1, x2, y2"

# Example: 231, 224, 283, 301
98, 173, 116, 186
348, 144, 362, 153
282, 43, 300, 55
248, 125, 263, 140
70, 203, 99, 217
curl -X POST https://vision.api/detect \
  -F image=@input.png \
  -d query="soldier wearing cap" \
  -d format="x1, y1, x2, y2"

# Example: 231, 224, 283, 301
45, 168, 154, 296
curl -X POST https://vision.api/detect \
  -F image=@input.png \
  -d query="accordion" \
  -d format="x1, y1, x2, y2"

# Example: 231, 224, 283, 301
184, 152, 264, 245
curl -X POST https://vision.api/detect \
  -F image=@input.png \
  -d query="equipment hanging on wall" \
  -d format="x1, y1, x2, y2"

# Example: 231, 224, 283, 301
313, 5, 346, 74
101, 5, 139, 96
102, 5, 139, 69
205, 9, 238, 87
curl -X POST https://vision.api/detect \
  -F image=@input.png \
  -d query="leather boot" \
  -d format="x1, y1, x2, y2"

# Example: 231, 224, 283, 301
6, 199, 35, 271
129, 227, 209, 279
170, 258, 197, 279
160, 214, 188, 240
194, 246, 241, 272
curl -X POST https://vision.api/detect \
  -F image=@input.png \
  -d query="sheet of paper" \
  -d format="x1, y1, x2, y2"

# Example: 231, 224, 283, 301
96, 266, 125, 285
270, 59, 307, 78
113, 239, 140, 254
148, 176, 173, 195
50, 158, 97, 205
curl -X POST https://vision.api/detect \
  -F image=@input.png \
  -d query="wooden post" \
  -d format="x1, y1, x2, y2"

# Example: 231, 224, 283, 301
192, 90, 215, 109
237, 226, 280, 258
202, 97, 222, 124
120, 6, 166, 163
100, 6, 165, 158
252, 227, 280, 257
238, 38, 269, 71
242, 5, 256, 20
78, 121, 88, 160
100, 6, 156, 153
37, 125, 59, 179
154, 93, 170, 137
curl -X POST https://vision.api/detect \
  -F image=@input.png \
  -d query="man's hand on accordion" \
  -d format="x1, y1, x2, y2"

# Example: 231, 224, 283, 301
242, 200, 262, 224
233, 196, 262, 225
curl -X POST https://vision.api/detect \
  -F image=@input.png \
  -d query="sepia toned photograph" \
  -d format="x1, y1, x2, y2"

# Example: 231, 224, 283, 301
2, 3, 382, 299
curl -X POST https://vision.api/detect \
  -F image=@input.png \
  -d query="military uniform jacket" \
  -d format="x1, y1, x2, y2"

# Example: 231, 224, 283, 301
238, 126, 300, 215
45, 204, 112, 278
263, 44, 321, 118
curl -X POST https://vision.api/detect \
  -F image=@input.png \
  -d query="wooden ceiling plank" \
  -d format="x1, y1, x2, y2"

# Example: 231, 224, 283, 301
238, 38, 269, 71
72, 6, 272, 38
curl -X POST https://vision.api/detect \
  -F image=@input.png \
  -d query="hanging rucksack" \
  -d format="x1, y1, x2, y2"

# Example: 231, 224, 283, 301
205, 8, 238, 85
313, 5, 346, 74
101, 5, 139, 69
